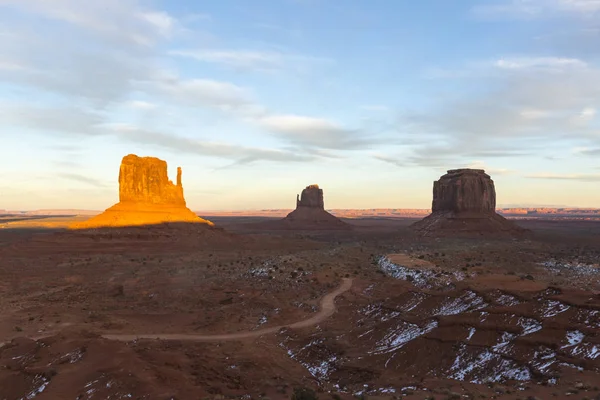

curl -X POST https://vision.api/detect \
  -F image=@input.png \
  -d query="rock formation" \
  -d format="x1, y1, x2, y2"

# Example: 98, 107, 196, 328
432, 169, 496, 214
118, 155, 186, 206
70, 154, 213, 229
277, 185, 350, 230
411, 169, 526, 236
296, 184, 324, 209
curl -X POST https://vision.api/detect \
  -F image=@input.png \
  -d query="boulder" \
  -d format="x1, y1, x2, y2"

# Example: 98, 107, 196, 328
70, 154, 213, 229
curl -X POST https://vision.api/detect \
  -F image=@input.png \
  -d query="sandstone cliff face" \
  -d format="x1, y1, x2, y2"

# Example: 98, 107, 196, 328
119, 154, 186, 206
432, 169, 496, 214
296, 185, 324, 209
70, 154, 213, 229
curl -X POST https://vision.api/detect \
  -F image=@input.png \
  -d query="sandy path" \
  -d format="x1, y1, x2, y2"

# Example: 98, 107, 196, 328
102, 278, 353, 342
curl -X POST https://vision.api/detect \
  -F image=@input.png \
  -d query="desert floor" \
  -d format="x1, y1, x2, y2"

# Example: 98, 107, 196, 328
1, 216, 599, 399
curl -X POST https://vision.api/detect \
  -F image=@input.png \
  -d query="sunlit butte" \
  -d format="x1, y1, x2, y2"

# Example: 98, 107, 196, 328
70, 154, 214, 229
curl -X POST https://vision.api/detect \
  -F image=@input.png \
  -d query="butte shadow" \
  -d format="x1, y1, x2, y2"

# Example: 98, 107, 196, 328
70, 154, 215, 230
411, 168, 528, 237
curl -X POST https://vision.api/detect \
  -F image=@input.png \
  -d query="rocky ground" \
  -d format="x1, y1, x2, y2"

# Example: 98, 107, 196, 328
0, 217, 599, 399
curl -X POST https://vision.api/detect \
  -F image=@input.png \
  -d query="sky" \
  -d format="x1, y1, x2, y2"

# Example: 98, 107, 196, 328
1, 0, 600, 211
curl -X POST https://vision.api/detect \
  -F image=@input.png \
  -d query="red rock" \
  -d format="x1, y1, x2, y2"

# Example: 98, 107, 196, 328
296, 185, 325, 209
118, 154, 186, 206
432, 169, 495, 213
70, 154, 213, 229
412, 169, 526, 237
258, 184, 350, 230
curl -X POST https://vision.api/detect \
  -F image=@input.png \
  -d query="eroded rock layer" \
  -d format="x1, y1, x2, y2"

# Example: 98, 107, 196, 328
412, 169, 525, 236
70, 154, 213, 229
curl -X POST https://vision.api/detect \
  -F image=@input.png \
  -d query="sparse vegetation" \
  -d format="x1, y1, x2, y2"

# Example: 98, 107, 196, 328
291, 387, 318, 400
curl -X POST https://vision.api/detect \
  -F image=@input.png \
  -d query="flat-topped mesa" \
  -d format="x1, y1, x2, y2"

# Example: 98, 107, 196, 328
119, 154, 186, 206
296, 184, 324, 209
69, 154, 213, 229
411, 168, 527, 237
432, 169, 496, 214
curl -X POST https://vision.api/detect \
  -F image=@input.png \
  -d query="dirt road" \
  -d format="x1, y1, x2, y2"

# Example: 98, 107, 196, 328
102, 277, 353, 342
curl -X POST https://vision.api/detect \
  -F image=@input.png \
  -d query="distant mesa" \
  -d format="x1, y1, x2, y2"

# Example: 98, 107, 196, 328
279, 184, 351, 230
411, 169, 527, 236
70, 154, 214, 229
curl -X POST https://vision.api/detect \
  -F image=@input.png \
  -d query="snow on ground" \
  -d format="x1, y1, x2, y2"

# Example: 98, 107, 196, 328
21, 375, 49, 400
371, 320, 438, 355
447, 343, 531, 384
542, 260, 600, 282
434, 291, 487, 316
539, 300, 570, 318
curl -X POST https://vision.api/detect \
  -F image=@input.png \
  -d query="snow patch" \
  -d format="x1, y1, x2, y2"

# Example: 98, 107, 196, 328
434, 291, 487, 316
371, 320, 438, 355
540, 300, 570, 318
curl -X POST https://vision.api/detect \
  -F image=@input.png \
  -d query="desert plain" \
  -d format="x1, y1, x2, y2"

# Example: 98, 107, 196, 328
1, 161, 600, 400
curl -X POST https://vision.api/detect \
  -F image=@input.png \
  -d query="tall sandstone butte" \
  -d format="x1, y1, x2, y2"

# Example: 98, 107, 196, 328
411, 168, 525, 236
432, 169, 496, 214
282, 184, 350, 229
118, 154, 186, 206
70, 154, 213, 229
296, 184, 325, 209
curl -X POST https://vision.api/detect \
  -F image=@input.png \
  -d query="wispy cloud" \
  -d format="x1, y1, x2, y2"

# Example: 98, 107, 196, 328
493, 57, 588, 71
103, 123, 315, 164
472, 0, 600, 19
527, 172, 600, 181
466, 161, 515, 176
360, 105, 390, 112
256, 114, 372, 150
398, 52, 600, 168
471, 0, 545, 19
169, 48, 333, 73
57, 172, 110, 187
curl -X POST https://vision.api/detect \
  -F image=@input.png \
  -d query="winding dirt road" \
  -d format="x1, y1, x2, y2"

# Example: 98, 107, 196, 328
102, 278, 353, 342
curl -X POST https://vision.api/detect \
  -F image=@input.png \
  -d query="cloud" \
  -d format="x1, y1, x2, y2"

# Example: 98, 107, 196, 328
398, 53, 600, 168
527, 172, 600, 181
372, 154, 405, 167
466, 161, 515, 176
472, 0, 600, 18
149, 76, 254, 109
493, 57, 588, 71
0, 102, 104, 135
127, 100, 157, 110
103, 123, 314, 164
169, 48, 333, 73
0, 1, 181, 106
570, 106, 597, 125
0, 0, 374, 166
170, 49, 284, 72
361, 105, 390, 112
256, 114, 371, 150
577, 147, 600, 155
57, 172, 110, 187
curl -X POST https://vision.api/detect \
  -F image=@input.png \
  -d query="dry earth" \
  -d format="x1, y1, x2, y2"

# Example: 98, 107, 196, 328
1, 216, 600, 399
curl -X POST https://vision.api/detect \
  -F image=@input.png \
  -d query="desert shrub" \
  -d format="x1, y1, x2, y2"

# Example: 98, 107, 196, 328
291, 387, 318, 400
